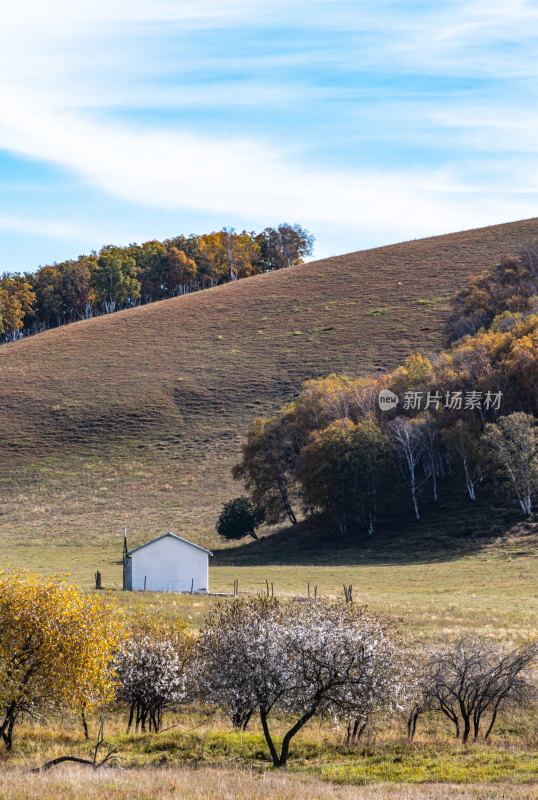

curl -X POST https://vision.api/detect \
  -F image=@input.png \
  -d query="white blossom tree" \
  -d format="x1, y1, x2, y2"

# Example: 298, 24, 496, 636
197, 597, 411, 767
117, 618, 194, 734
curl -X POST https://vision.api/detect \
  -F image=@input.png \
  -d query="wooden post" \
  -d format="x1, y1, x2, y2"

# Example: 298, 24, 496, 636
314, 585, 317, 600
144, 576, 147, 592
266, 579, 269, 597
307, 582, 310, 599
190, 578, 194, 594
271, 582, 274, 598
122, 527, 127, 591
94, 570, 101, 590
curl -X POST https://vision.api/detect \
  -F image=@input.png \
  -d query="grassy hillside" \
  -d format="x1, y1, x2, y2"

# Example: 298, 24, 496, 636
1, 218, 538, 616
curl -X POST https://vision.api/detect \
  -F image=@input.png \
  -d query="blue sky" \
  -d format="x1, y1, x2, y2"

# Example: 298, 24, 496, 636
3, 0, 538, 270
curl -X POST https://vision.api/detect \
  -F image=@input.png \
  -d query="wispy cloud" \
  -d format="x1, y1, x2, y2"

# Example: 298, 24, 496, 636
0, 214, 87, 240
2, 1, 538, 263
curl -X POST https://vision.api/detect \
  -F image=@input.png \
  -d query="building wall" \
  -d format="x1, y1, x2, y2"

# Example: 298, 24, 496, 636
129, 537, 209, 592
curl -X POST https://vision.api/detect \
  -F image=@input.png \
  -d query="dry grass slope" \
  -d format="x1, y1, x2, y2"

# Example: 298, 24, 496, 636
2, 217, 538, 554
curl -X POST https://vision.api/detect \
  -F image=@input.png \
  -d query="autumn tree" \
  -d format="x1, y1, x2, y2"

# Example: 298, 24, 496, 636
128, 239, 168, 300
91, 246, 140, 312
197, 229, 259, 285
233, 417, 299, 526
298, 418, 393, 534
256, 223, 314, 270
0, 570, 124, 751
196, 232, 227, 286
220, 228, 260, 281
165, 247, 197, 295
32, 265, 64, 326
0, 274, 36, 340
482, 412, 538, 515
446, 252, 538, 343
33, 260, 95, 327
62, 259, 95, 319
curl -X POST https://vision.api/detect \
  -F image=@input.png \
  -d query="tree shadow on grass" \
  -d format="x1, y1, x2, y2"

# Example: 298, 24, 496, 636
212, 492, 535, 568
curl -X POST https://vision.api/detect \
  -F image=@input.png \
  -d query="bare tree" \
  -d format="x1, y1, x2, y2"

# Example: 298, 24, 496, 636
427, 636, 537, 743
406, 657, 438, 741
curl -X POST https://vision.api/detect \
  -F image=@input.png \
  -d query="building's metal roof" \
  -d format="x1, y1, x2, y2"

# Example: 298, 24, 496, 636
126, 532, 213, 557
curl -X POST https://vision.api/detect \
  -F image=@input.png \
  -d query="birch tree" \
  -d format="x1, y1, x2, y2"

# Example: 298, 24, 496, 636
442, 419, 483, 501
419, 411, 443, 502
482, 412, 538, 515
388, 416, 428, 520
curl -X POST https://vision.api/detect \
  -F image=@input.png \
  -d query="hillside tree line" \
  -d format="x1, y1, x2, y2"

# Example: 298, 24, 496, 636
0, 223, 314, 342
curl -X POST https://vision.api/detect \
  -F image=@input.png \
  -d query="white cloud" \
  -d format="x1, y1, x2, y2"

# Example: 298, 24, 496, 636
2, 0, 538, 256
1, 83, 537, 250
0, 214, 86, 240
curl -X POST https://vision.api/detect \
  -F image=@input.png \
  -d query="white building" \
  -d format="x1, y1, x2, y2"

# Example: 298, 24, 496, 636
124, 532, 212, 593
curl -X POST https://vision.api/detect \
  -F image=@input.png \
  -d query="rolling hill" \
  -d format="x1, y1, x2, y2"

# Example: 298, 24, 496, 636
2, 217, 538, 559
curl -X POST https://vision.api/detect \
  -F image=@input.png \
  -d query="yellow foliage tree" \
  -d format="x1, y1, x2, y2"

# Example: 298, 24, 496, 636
0, 274, 35, 339
0, 570, 125, 751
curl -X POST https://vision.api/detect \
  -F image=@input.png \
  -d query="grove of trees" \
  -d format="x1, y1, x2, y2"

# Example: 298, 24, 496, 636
0, 223, 314, 342
226, 246, 538, 536
0, 571, 534, 767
